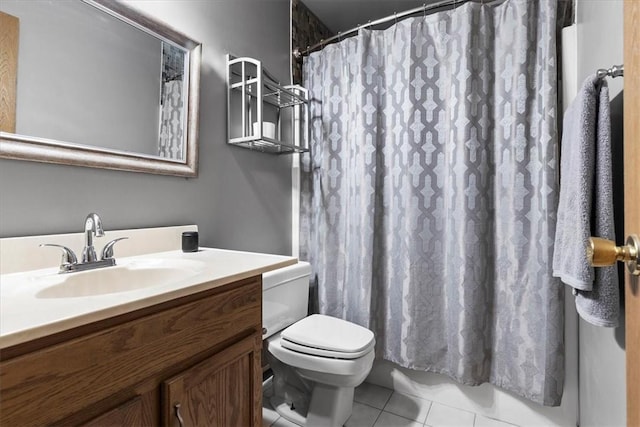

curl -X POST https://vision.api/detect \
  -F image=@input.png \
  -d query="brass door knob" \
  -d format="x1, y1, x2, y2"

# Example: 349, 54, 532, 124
587, 234, 640, 275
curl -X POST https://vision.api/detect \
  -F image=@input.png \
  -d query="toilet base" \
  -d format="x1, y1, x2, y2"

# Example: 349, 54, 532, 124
272, 384, 354, 427
306, 383, 354, 427
270, 395, 308, 426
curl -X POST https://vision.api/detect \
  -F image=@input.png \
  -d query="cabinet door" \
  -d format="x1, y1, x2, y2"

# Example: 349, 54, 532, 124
80, 395, 153, 427
163, 335, 262, 427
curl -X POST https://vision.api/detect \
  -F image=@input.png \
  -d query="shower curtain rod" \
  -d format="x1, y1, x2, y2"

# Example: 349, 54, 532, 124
293, 0, 473, 60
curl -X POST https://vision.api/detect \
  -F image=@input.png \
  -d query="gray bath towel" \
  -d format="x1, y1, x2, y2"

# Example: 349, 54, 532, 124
553, 74, 619, 327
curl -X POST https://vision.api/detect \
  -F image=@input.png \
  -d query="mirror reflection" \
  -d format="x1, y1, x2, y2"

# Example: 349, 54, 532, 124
0, 0, 201, 176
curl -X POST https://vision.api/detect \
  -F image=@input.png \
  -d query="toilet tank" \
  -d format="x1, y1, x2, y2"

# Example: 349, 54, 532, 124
262, 261, 311, 339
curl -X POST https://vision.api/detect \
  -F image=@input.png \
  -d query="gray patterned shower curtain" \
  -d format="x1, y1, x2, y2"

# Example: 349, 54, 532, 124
159, 80, 184, 160
300, 0, 564, 406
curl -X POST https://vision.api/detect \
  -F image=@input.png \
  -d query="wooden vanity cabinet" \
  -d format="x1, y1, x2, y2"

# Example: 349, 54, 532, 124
0, 276, 263, 427
81, 396, 150, 426
162, 334, 260, 427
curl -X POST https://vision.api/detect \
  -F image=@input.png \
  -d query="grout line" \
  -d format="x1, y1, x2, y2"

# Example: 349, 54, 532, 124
353, 386, 394, 411
353, 399, 389, 413
424, 399, 434, 426
370, 407, 384, 427
267, 388, 509, 427
429, 399, 478, 417
385, 411, 424, 426
420, 401, 433, 426
374, 409, 431, 427
381, 390, 394, 410
357, 385, 518, 427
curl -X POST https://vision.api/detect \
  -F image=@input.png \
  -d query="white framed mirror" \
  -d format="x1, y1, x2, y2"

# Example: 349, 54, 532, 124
0, 0, 201, 177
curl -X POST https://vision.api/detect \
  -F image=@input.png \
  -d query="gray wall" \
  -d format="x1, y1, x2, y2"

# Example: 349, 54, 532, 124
0, 0, 293, 256
575, 1, 626, 426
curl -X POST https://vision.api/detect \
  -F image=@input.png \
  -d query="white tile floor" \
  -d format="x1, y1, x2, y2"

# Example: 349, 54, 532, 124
263, 382, 519, 427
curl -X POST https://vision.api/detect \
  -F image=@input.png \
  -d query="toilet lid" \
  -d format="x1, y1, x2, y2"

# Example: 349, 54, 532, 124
281, 314, 375, 359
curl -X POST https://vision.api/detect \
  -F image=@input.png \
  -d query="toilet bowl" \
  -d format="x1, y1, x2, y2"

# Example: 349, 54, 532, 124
263, 263, 375, 427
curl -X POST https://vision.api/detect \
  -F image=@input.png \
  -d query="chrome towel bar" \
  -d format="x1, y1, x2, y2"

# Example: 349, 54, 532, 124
597, 64, 624, 79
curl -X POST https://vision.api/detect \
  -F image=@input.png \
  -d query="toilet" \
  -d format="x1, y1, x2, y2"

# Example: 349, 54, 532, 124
262, 262, 375, 427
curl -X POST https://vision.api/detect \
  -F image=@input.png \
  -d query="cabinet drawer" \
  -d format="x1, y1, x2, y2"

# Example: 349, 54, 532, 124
0, 277, 261, 426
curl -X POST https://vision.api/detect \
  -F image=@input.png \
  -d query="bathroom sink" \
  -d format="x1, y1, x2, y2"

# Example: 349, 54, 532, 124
35, 259, 206, 299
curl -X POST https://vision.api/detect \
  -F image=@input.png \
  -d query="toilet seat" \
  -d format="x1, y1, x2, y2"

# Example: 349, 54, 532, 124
280, 314, 375, 359
267, 332, 375, 378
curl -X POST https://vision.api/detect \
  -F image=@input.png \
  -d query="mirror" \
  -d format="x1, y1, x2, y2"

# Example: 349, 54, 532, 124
0, 0, 201, 177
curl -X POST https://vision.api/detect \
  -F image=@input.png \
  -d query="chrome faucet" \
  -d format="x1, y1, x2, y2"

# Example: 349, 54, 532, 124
40, 213, 128, 273
82, 212, 104, 263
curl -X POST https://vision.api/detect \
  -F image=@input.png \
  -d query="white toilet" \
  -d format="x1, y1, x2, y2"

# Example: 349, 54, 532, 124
263, 262, 375, 427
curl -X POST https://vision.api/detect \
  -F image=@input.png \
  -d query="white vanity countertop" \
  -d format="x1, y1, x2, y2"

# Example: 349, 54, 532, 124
0, 248, 296, 349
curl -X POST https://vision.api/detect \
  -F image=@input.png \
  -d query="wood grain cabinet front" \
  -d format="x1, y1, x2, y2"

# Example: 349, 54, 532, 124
163, 334, 262, 427
0, 276, 263, 427
80, 396, 153, 427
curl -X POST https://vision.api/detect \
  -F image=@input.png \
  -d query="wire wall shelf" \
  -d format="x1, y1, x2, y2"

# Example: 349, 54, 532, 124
226, 55, 309, 154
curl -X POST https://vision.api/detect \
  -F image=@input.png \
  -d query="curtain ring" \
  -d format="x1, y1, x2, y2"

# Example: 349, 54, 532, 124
423, 3, 427, 18
394, 12, 398, 25
337, 31, 342, 42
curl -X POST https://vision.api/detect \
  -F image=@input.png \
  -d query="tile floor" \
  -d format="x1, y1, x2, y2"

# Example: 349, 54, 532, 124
263, 382, 519, 427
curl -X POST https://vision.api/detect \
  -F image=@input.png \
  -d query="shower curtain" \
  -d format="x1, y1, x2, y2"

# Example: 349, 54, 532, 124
158, 80, 184, 160
300, 0, 564, 406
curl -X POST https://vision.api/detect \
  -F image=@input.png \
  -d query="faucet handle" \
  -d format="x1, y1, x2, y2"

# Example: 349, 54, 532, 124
101, 237, 128, 260
40, 244, 78, 267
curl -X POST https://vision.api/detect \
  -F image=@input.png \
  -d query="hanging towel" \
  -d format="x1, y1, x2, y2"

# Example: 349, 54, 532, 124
552, 74, 619, 327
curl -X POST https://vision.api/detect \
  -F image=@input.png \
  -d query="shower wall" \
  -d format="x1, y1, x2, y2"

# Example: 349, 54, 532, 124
291, 0, 331, 85
574, 2, 625, 426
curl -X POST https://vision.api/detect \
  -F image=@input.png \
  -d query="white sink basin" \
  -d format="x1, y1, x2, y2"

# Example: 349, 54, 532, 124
35, 259, 206, 299
0, 247, 297, 350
